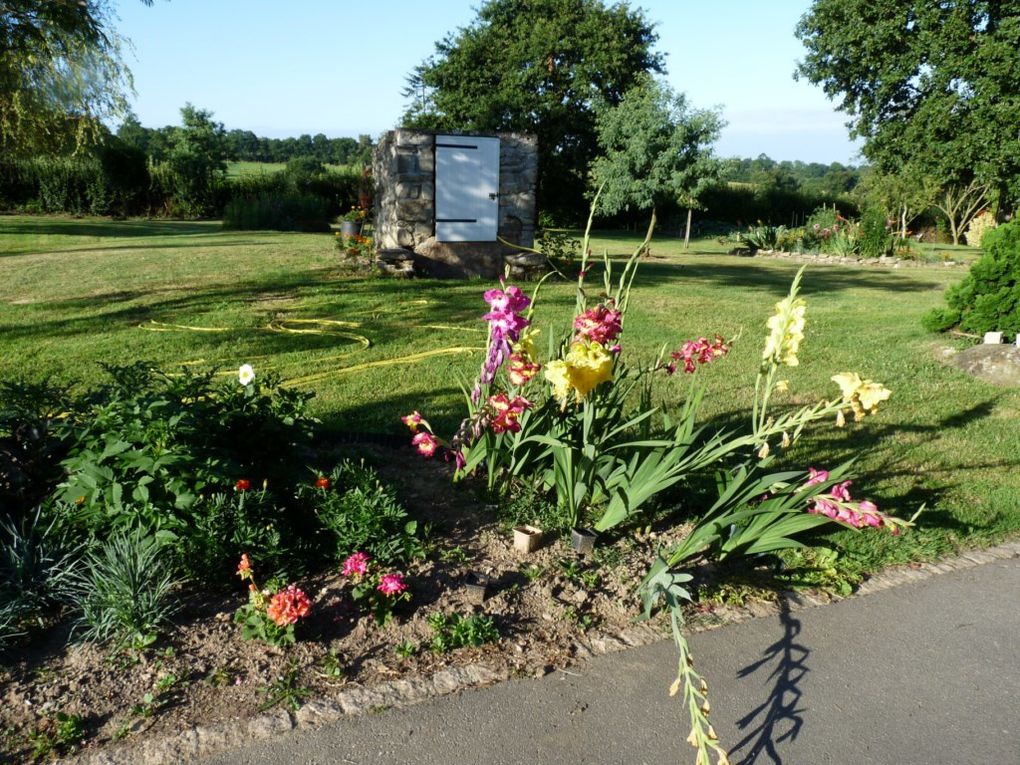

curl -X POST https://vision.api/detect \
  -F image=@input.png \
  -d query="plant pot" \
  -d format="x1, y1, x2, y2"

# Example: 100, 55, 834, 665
570, 527, 597, 555
340, 220, 362, 238
513, 525, 543, 554
464, 572, 490, 605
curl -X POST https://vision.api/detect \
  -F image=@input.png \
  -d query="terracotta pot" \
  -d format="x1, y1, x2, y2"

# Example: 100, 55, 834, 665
513, 525, 543, 554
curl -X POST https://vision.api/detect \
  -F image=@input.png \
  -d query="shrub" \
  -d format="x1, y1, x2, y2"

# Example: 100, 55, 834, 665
859, 207, 894, 258
304, 460, 421, 565
222, 192, 331, 232
72, 531, 180, 649
740, 223, 786, 251
0, 508, 77, 613
929, 219, 1020, 337
964, 210, 997, 248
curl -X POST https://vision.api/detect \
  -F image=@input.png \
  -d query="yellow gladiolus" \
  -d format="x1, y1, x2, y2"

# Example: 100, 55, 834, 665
831, 372, 891, 421
762, 295, 806, 367
544, 341, 614, 404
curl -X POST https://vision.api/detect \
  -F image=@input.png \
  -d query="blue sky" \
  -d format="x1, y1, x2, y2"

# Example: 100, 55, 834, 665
113, 0, 862, 164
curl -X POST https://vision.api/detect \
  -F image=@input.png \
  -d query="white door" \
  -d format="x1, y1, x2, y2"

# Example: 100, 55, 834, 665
435, 135, 500, 242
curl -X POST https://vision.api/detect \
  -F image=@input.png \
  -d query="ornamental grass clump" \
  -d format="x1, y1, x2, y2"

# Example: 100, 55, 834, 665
403, 192, 917, 764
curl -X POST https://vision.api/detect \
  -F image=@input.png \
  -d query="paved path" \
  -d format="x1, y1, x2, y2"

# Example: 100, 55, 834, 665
201, 556, 1019, 765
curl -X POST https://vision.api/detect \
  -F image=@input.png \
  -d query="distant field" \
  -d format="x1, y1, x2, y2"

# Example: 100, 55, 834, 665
0, 215, 1014, 579
226, 161, 355, 177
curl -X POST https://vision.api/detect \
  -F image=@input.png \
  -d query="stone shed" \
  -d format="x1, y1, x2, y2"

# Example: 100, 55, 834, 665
372, 129, 539, 278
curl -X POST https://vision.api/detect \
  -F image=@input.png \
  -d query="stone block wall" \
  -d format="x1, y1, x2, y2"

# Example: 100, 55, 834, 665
372, 129, 538, 278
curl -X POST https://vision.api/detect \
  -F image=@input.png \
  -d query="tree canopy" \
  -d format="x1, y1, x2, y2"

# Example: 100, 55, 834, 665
403, 0, 665, 221
0, 0, 153, 156
591, 76, 723, 221
795, 1, 1020, 211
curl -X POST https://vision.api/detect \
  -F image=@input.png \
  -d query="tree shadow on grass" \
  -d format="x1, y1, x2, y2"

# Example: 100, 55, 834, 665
730, 599, 809, 765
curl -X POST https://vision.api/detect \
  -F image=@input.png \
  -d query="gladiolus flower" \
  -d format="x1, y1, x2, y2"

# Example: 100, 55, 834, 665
238, 364, 255, 386
412, 431, 439, 457
832, 372, 891, 421
487, 393, 532, 433
544, 341, 614, 404
507, 353, 541, 386
762, 295, 806, 367
376, 573, 408, 596
668, 335, 730, 375
342, 552, 370, 578
266, 585, 312, 627
401, 411, 424, 432
805, 467, 829, 486
235, 479, 251, 492
574, 302, 623, 345
315, 476, 331, 490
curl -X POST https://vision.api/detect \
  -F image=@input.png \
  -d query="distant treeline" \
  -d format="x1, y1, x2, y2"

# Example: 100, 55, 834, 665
117, 113, 375, 167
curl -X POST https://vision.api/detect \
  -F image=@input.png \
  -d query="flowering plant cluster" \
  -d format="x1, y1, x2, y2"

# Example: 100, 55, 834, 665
804, 468, 907, 533
233, 553, 313, 647
341, 552, 410, 627
341, 205, 368, 223
336, 232, 374, 260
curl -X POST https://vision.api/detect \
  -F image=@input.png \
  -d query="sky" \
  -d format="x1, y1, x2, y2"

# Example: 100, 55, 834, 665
113, 0, 863, 165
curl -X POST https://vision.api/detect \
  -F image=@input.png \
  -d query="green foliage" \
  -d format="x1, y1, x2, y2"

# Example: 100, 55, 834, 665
427, 611, 500, 653
935, 219, 1020, 337
0, 509, 76, 616
0, 0, 154, 156
740, 224, 787, 251
27, 710, 86, 761
591, 75, 723, 218
920, 306, 962, 334
404, 0, 665, 220
308, 460, 422, 565
72, 530, 179, 650
0, 381, 70, 521
259, 660, 311, 711
497, 482, 568, 532
222, 192, 330, 232
859, 207, 894, 258
233, 590, 297, 647
538, 228, 581, 265
796, 1, 1020, 209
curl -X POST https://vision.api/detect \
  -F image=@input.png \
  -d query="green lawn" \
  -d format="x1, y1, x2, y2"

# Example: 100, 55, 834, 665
1, 214, 1016, 577
225, 161, 354, 177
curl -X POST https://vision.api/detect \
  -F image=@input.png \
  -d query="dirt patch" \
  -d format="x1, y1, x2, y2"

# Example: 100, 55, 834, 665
0, 443, 697, 764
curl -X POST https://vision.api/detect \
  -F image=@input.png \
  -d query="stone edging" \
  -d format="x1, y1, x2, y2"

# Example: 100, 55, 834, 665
752, 250, 965, 268
62, 539, 1020, 765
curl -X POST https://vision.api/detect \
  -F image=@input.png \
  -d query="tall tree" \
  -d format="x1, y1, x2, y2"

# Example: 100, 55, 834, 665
591, 75, 723, 246
795, 1, 1020, 217
0, 0, 156, 156
403, 0, 664, 222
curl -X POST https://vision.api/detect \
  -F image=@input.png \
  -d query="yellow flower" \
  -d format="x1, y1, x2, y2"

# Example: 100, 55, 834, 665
513, 327, 540, 361
762, 296, 806, 367
543, 341, 614, 404
831, 372, 891, 421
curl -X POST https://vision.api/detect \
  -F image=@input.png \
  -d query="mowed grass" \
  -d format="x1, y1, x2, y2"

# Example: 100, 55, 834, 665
1, 214, 1016, 576
225, 161, 354, 177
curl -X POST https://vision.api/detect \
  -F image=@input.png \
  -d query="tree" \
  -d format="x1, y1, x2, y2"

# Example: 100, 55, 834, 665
795, 1, 1020, 217
856, 166, 936, 240
0, 0, 155, 156
590, 76, 723, 247
403, 0, 664, 221
162, 104, 228, 216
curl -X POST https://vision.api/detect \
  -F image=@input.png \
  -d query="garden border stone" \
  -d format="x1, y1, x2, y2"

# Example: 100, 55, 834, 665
748, 250, 966, 268
59, 538, 1020, 765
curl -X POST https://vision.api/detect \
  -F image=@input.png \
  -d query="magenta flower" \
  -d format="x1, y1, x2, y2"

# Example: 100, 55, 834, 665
401, 411, 423, 432
342, 552, 371, 578
574, 302, 623, 345
666, 335, 730, 375
412, 432, 439, 458
831, 480, 852, 502
487, 393, 532, 434
805, 467, 829, 487
377, 573, 408, 596
479, 283, 531, 385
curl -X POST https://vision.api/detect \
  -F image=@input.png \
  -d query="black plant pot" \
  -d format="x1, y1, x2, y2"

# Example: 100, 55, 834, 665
570, 527, 597, 554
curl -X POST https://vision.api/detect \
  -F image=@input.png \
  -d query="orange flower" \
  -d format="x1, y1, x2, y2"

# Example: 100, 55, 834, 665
315, 476, 331, 490
266, 585, 312, 627
237, 553, 252, 580
235, 479, 251, 492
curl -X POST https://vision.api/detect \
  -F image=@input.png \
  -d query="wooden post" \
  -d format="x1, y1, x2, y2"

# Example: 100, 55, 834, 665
684, 208, 692, 250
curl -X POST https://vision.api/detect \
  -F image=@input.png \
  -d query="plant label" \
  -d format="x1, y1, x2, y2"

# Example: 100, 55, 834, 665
983, 332, 1003, 345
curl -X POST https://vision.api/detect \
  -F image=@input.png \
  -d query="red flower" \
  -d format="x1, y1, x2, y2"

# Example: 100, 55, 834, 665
315, 476, 331, 490
235, 479, 251, 492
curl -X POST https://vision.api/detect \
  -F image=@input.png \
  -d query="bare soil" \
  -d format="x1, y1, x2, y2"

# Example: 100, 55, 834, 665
0, 444, 705, 764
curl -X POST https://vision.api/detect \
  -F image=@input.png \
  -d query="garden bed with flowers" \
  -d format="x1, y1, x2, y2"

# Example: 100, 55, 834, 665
0, 208, 964, 765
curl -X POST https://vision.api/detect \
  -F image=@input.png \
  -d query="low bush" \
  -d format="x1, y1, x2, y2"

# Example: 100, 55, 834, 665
222, 192, 331, 232
924, 219, 1020, 337
305, 460, 422, 565
858, 207, 894, 258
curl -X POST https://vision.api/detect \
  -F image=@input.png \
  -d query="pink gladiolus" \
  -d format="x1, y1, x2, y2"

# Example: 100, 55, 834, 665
805, 467, 829, 486
377, 573, 408, 596
574, 303, 623, 345
401, 411, 423, 432
487, 393, 531, 434
412, 432, 439, 458
832, 480, 853, 502
342, 552, 370, 578
667, 335, 730, 375
508, 353, 540, 386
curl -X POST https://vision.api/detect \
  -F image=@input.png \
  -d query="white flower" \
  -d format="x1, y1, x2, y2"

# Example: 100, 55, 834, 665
238, 364, 255, 386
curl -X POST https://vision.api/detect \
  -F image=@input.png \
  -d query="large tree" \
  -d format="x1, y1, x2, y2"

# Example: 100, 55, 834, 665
591, 75, 723, 245
795, 1, 1020, 217
0, 0, 154, 156
403, 0, 665, 222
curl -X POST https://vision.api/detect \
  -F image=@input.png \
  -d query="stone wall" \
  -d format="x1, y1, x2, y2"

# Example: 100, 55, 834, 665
372, 129, 538, 278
